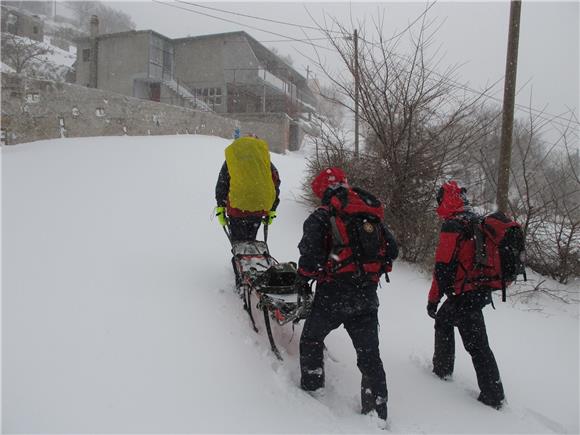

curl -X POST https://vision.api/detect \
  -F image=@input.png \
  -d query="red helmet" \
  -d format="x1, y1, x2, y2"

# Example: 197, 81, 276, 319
311, 167, 348, 199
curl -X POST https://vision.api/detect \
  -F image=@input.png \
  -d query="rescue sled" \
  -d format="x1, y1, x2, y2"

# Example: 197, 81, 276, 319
224, 226, 310, 360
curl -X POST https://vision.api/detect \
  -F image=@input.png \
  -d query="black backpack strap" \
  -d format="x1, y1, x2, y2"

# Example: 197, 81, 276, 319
329, 215, 346, 250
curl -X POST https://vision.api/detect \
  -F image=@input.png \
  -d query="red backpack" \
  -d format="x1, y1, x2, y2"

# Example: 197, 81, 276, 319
321, 187, 394, 282
462, 211, 527, 301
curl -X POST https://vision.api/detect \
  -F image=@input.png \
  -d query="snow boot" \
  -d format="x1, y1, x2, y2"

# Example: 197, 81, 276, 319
375, 396, 388, 421
361, 377, 387, 421
361, 381, 374, 415
477, 393, 503, 410
433, 370, 452, 381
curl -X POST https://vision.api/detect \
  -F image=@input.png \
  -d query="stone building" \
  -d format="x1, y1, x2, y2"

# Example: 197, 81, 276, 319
1, 5, 45, 42
75, 24, 318, 150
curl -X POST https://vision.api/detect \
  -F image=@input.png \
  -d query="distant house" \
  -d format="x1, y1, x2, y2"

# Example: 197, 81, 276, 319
75, 28, 317, 122
1, 5, 45, 42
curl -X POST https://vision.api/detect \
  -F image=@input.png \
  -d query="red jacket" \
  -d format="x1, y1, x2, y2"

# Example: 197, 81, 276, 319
428, 181, 486, 303
297, 168, 398, 284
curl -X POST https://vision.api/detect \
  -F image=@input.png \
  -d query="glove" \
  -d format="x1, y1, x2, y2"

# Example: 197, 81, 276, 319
216, 206, 227, 227
264, 210, 277, 226
427, 302, 438, 319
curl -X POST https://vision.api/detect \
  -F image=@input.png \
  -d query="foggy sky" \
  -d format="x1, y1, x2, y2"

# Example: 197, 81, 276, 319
109, 1, 579, 145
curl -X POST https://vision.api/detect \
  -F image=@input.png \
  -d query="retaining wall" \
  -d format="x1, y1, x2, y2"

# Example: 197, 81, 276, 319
1, 73, 296, 153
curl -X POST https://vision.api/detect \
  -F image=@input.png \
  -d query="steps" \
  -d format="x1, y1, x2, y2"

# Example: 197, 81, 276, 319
163, 79, 212, 112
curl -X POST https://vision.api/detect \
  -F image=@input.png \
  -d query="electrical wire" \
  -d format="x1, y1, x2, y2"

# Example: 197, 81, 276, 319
174, 0, 345, 36
151, 0, 335, 52
152, 0, 578, 131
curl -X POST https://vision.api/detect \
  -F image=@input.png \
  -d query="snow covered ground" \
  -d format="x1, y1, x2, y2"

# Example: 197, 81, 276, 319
2, 134, 579, 433
1, 32, 75, 81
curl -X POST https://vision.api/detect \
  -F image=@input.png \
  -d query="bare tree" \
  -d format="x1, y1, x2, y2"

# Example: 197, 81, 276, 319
304, 15, 494, 263
1, 33, 53, 74
474, 104, 580, 284
65, 1, 135, 34
301, 8, 580, 285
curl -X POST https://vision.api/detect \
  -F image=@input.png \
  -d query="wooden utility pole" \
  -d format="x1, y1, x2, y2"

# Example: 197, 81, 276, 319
496, 0, 522, 213
353, 29, 360, 157
262, 68, 266, 113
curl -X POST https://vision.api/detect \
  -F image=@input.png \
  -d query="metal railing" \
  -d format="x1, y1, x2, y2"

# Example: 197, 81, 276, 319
162, 78, 212, 112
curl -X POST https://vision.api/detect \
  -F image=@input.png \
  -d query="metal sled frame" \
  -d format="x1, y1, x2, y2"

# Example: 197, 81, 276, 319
224, 226, 300, 360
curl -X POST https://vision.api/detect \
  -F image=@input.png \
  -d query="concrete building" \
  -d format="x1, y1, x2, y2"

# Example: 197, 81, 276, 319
1, 5, 45, 42
75, 27, 318, 131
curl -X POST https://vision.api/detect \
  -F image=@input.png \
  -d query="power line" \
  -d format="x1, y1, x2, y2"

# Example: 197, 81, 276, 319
153, 0, 578, 131
178, 1, 440, 51
151, 0, 335, 52
174, 0, 345, 37
355, 39, 579, 130
410, 57, 579, 129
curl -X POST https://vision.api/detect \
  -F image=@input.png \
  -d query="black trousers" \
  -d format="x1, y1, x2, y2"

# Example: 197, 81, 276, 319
433, 291, 504, 404
229, 216, 263, 242
300, 281, 388, 414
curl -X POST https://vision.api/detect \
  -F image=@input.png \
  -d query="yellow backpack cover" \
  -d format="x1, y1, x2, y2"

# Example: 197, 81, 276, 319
225, 137, 276, 212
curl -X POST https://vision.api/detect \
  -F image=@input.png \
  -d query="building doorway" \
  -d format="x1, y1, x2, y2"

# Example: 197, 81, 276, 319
150, 83, 161, 102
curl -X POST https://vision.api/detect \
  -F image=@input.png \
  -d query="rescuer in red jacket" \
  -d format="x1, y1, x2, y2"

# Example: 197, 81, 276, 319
427, 181, 505, 409
295, 167, 398, 421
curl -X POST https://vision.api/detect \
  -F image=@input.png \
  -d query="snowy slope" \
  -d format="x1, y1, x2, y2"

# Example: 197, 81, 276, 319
1, 33, 75, 81
2, 135, 579, 433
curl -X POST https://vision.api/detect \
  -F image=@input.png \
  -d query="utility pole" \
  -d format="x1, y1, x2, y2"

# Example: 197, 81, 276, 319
496, 0, 522, 213
262, 68, 266, 113
232, 69, 237, 112
305, 65, 311, 121
353, 29, 360, 157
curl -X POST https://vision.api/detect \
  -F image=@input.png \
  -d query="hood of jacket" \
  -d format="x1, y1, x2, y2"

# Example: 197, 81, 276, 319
436, 181, 469, 219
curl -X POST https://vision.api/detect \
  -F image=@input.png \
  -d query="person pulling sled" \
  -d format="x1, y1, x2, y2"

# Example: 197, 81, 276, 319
215, 135, 304, 360
215, 135, 280, 242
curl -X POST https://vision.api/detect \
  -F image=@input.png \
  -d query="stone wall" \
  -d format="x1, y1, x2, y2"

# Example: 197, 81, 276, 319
1, 73, 301, 153
224, 112, 291, 154
1, 73, 239, 146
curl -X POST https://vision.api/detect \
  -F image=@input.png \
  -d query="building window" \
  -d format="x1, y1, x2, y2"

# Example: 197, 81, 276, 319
33, 26, 38, 34
149, 34, 173, 80
82, 49, 91, 62
6, 13, 17, 34
25, 93, 40, 103
194, 87, 223, 106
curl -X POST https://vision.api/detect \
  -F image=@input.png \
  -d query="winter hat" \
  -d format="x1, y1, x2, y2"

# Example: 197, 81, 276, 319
311, 167, 348, 199
436, 180, 469, 218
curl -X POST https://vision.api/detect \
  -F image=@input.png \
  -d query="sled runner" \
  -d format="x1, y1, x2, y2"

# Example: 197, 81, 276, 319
224, 226, 309, 360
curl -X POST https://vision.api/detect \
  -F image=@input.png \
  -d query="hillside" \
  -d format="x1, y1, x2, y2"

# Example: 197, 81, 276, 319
2, 135, 579, 433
